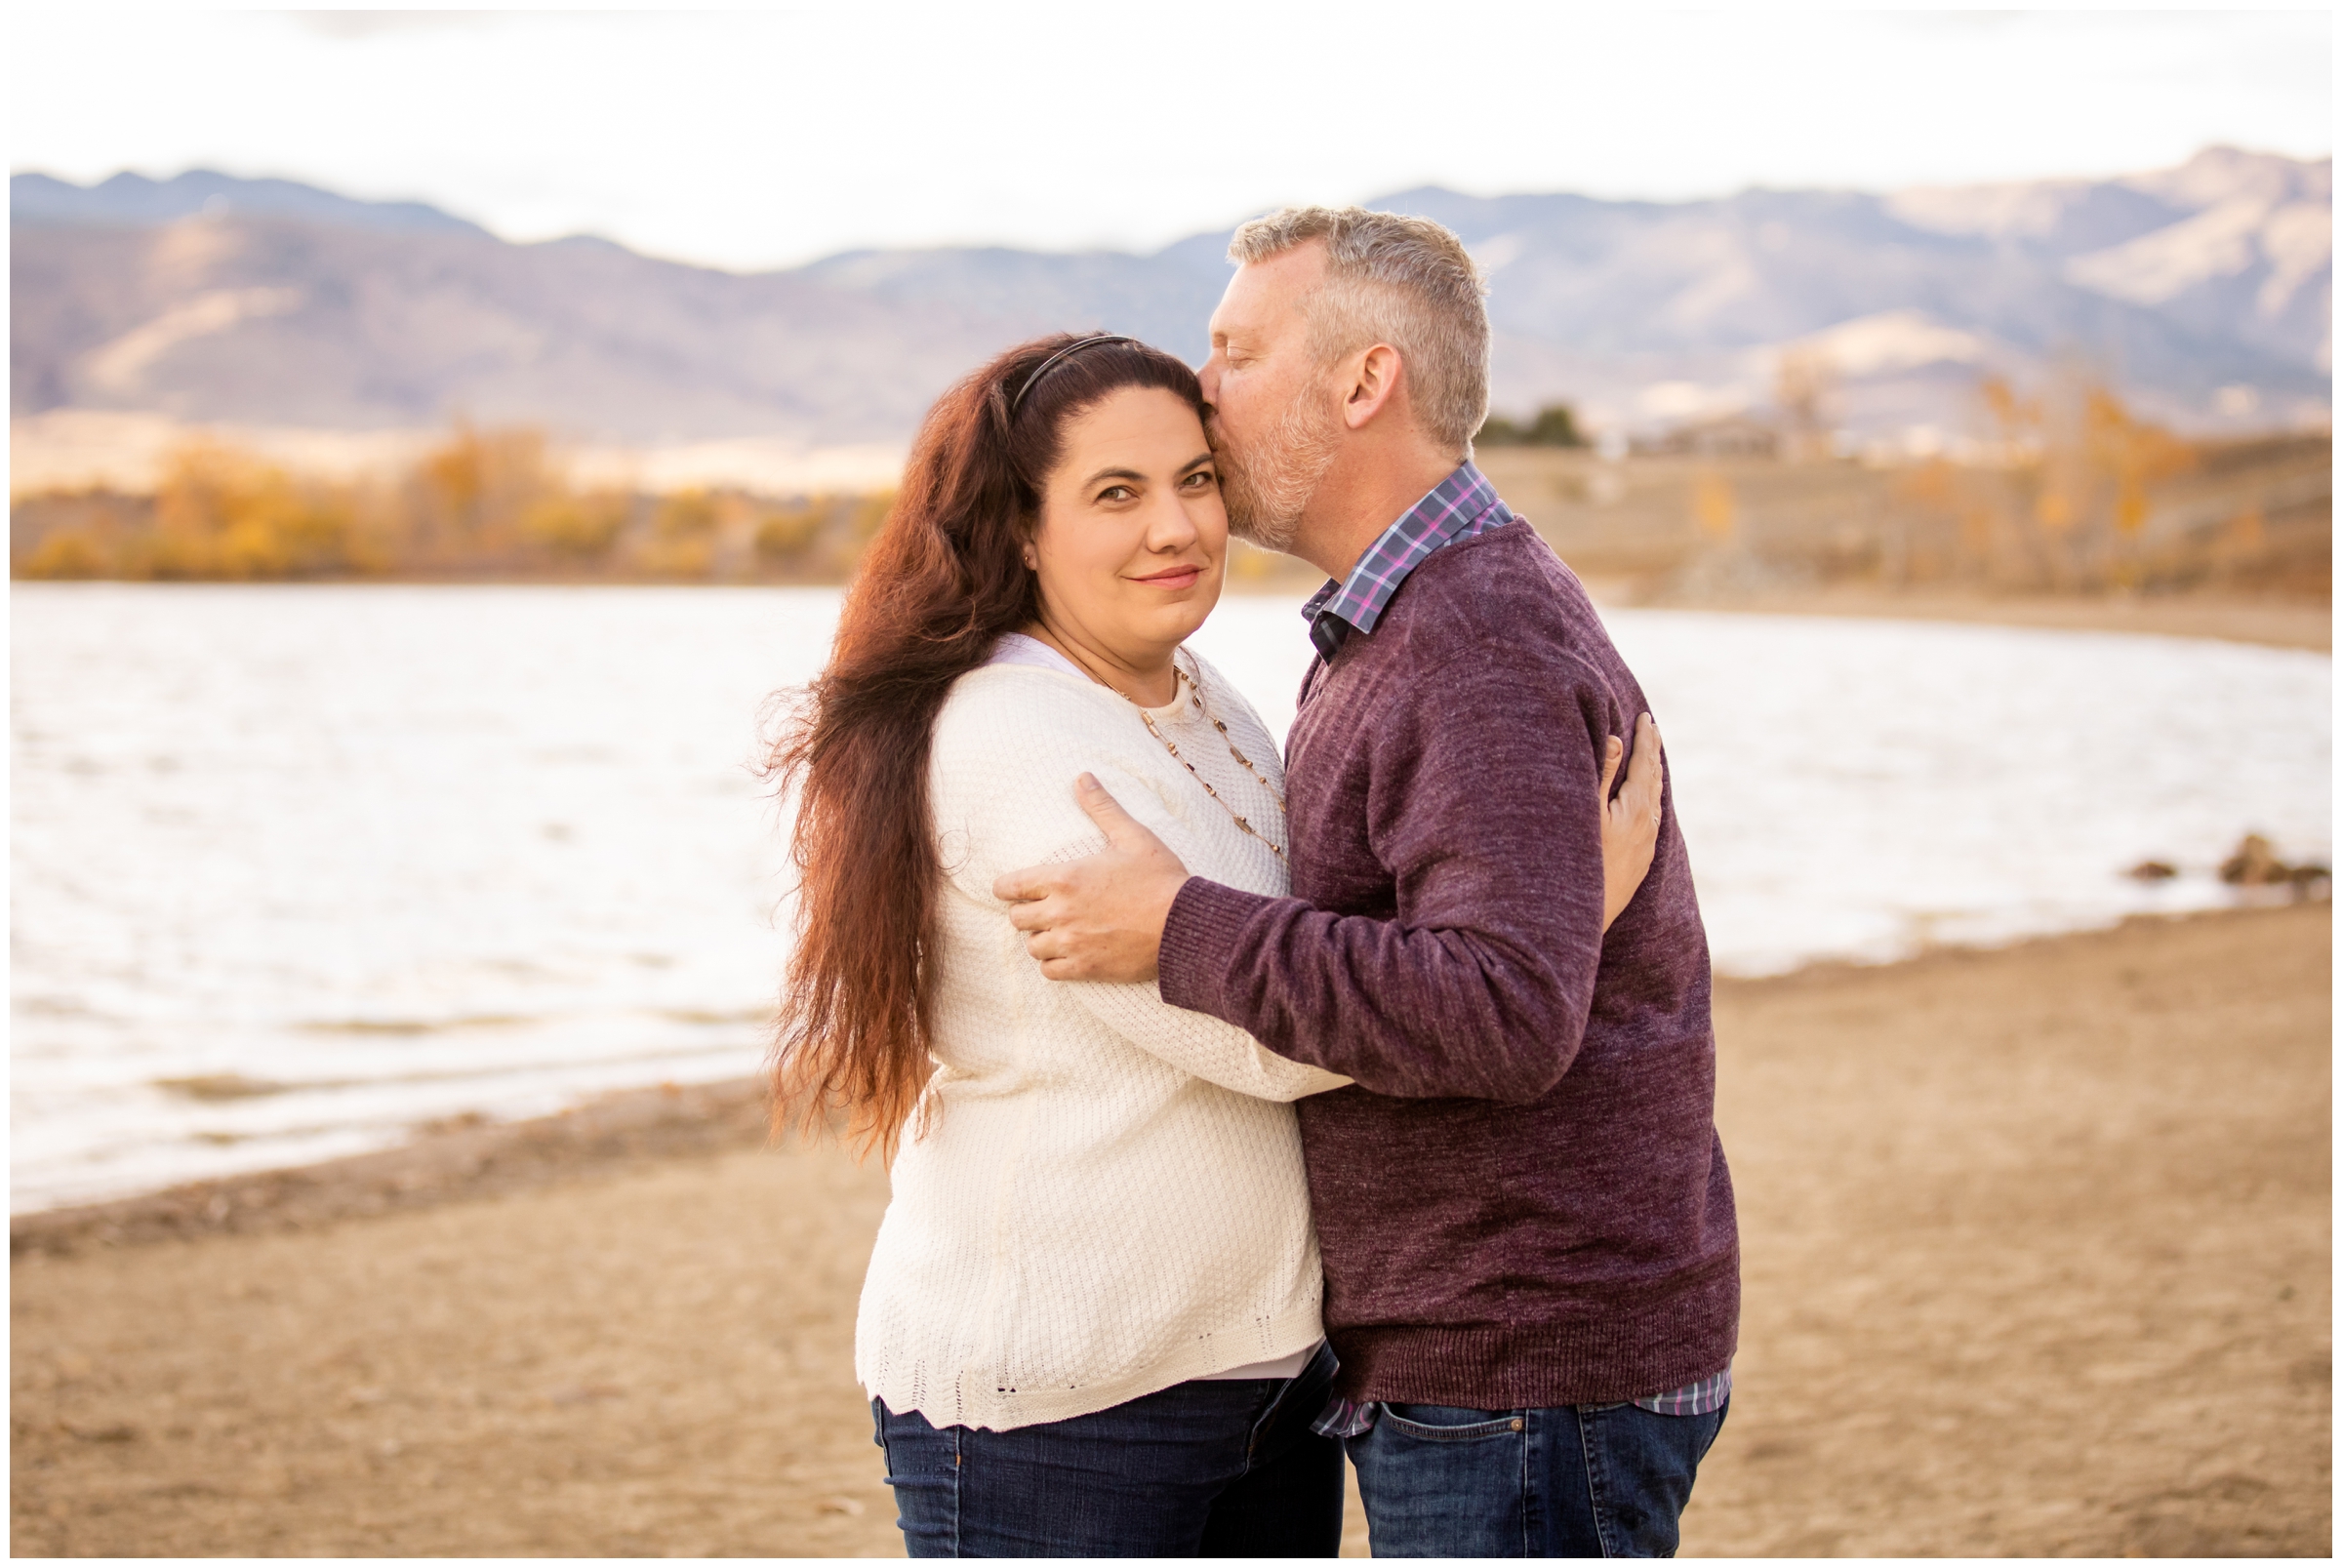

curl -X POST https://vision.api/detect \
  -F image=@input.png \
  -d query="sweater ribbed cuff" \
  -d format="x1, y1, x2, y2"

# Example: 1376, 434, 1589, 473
1158, 876, 1271, 1019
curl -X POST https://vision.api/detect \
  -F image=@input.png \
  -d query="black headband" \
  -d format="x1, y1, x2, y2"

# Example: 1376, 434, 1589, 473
1008, 334, 1138, 418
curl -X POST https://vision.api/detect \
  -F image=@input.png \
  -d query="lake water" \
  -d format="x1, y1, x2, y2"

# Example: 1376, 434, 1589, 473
12, 583, 2331, 1212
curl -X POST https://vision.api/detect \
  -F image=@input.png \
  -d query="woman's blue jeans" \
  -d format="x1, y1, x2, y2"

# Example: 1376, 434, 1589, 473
1347, 1397, 1728, 1558
871, 1344, 1344, 1557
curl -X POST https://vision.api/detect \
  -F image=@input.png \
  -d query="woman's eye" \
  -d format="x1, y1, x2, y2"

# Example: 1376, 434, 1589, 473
1098, 485, 1135, 503
1182, 470, 1217, 490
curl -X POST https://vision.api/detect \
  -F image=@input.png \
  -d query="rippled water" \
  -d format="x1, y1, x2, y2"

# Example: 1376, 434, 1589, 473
12, 584, 2330, 1210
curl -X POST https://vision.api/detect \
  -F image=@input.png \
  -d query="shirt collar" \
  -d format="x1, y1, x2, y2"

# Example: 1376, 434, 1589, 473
1301, 462, 1512, 660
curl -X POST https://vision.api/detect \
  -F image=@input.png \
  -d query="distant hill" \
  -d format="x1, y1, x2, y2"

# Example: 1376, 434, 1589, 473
10, 151, 2329, 452
11, 217, 1030, 445
11, 169, 490, 237
1373, 149, 2330, 443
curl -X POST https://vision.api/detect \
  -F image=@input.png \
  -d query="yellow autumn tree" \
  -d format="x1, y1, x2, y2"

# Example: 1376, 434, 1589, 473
139, 443, 368, 580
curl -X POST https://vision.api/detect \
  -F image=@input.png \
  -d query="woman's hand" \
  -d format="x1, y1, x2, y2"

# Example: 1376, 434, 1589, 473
1598, 712, 1665, 932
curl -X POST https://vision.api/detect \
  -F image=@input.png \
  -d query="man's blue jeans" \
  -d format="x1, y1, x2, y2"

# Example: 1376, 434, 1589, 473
1348, 1397, 1728, 1557
871, 1343, 1343, 1556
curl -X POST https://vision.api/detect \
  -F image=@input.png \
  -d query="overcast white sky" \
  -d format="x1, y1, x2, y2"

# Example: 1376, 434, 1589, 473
10, 7, 2332, 270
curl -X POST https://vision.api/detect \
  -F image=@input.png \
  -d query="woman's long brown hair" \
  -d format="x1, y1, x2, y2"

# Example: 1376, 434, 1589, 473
764, 334, 1208, 1163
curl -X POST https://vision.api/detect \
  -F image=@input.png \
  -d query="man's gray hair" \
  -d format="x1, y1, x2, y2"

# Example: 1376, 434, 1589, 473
1229, 206, 1490, 456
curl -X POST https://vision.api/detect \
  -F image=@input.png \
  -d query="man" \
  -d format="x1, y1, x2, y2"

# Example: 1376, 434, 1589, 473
995, 207, 1737, 1557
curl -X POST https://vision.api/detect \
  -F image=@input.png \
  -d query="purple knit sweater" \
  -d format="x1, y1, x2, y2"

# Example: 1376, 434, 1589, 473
1158, 520, 1739, 1408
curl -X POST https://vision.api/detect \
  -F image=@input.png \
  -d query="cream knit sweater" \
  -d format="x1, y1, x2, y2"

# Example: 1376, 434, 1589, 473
855, 649, 1348, 1433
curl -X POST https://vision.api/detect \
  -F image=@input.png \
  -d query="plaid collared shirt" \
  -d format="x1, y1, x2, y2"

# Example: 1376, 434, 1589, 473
1298, 461, 1732, 1438
1300, 462, 1514, 662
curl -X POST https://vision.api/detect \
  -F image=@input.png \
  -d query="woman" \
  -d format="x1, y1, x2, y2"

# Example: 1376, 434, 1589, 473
767, 333, 1663, 1556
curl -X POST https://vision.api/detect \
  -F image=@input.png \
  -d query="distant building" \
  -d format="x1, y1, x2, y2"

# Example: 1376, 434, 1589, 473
1633, 414, 1782, 459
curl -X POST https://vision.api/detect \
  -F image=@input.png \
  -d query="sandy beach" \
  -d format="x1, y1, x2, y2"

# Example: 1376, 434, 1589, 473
12, 901, 2330, 1557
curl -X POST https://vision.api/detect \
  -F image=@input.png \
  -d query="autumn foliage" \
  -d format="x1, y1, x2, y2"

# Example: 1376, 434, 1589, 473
1882, 378, 2206, 591
14, 425, 894, 583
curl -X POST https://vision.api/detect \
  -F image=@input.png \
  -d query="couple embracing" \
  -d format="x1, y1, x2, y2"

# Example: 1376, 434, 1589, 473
768, 207, 1739, 1558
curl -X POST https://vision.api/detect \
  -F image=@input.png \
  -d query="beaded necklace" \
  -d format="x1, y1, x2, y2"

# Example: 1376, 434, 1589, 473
1136, 658, 1288, 864
1078, 648, 1288, 864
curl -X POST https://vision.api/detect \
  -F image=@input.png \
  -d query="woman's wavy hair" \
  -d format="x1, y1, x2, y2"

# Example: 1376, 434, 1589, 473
763, 333, 1207, 1162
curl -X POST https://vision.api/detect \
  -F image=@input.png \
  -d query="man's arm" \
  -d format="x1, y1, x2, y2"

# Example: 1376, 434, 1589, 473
999, 645, 1628, 1103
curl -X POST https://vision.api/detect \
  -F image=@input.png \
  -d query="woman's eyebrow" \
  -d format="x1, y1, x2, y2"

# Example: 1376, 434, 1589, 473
1178, 453, 1214, 476
1080, 465, 1148, 488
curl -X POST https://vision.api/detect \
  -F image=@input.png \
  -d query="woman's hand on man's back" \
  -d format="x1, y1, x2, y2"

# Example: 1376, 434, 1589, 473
1599, 712, 1665, 932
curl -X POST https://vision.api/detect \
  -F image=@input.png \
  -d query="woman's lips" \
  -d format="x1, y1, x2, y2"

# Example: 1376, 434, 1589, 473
1131, 566, 1202, 589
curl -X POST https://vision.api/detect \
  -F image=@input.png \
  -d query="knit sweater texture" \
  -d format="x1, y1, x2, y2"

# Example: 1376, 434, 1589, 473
855, 655, 1347, 1433
1158, 521, 1740, 1408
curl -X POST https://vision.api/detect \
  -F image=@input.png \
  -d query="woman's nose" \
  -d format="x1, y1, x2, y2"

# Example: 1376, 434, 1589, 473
1145, 494, 1199, 550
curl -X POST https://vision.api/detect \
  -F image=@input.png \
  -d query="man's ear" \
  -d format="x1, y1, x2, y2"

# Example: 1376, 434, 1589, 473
1341, 342, 1404, 430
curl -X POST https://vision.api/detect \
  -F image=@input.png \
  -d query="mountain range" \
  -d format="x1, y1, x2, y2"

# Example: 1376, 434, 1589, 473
11, 150, 2330, 460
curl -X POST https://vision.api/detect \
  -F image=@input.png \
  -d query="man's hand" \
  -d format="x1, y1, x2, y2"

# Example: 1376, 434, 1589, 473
993, 774, 1192, 983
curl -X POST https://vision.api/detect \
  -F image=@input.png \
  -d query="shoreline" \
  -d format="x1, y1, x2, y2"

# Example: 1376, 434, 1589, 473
13, 899, 2325, 1255
1616, 586, 2332, 654
10, 1077, 774, 1259
14, 577, 2329, 655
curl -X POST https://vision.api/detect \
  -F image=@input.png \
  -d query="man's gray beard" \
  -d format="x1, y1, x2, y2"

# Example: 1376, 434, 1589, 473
1216, 391, 1342, 554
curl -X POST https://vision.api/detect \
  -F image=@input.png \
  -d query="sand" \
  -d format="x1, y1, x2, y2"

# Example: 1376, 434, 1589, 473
12, 902, 2330, 1557
1682, 900, 2330, 1557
